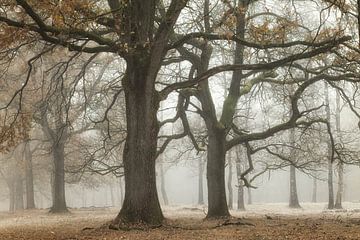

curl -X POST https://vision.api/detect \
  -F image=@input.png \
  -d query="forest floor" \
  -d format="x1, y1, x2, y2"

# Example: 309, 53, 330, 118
1, 202, 360, 239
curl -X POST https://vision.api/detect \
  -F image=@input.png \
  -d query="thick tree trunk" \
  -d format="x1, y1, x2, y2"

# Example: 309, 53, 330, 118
227, 151, 233, 210
206, 127, 230, 218
312, 176, 317, 203
160, 163, 169, 205
198, 158, 205, 205
24, 141, 35, 209
50, 142, 68, 213
114, 62, 163, 225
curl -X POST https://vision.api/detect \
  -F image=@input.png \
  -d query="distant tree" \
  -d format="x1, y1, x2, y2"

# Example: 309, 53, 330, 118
0, 0, 355, 226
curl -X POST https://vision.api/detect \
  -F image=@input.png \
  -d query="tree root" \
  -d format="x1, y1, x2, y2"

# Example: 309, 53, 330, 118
161, 217, 255, 231
108, 220, 162, 231
103, 217, 254, 231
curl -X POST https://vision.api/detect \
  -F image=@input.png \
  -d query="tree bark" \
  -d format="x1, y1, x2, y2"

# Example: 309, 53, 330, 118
108, 0, 188, 225
24, 140, 35, 209
50, 141, 68, 213
206, 126, 230, 218
113, 60, 163, 224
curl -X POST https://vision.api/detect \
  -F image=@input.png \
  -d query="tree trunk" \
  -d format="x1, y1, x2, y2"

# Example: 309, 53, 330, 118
325, 83, 334, 209
335, 162, 344, 209
312, 176, 317, 203
114, 61, 163, 225
327, 157, 335, 209
9, 181, 15, 212
50, 142, 68, 212
15, 177, 24, 210
160, 163, 169, 205
198, 158, 204, 205
235, 146, 245, 210
289, 129, 301, 208
24, 141, 35, 209
335, 90, 343, 209
227, 151, 233, 210
206, 126, 230, 218
247, 187, 252, 205
237, 178, 245, 210
289, 165, 301, 208
204, 0, 248, 219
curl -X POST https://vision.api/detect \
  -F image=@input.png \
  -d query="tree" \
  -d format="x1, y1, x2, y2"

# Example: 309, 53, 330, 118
289, 129, 301, 208
334, 90, 344, 209
0, 0, 353, 225
24, 138, 35, 209
175, 0, 350, 218
325, 82, 335, 209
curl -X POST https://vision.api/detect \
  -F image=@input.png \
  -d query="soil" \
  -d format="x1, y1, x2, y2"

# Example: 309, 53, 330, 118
1, 203, 360, 239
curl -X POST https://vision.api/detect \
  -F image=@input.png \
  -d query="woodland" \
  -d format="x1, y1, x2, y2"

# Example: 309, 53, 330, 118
1, 0, 360, 239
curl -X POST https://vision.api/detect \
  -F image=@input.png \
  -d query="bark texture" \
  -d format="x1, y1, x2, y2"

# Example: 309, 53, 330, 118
206, 126, 230, 218
50, 141, 68, 213
114, 59, 163, 224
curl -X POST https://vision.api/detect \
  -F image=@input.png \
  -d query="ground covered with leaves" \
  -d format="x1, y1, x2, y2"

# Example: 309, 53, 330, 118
1, 203, 360, 239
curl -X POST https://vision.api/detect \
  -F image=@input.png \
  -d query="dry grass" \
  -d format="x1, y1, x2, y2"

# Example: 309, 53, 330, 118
1, 203, 360, 239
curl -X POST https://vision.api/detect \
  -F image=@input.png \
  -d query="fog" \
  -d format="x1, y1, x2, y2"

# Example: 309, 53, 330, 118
2, 162, 360, 211
2, 0, 360, 239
